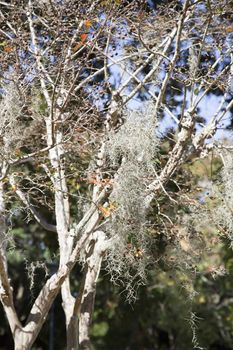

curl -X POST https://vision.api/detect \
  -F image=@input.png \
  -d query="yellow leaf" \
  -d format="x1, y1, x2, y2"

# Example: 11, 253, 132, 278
198, 295, 206, 304
226, 25, 233, 33
134, 248, 143, 258
99, 206, 111, 218
99, 202, 116, 218
84, 19, 92, 28
11, 185, 17, 192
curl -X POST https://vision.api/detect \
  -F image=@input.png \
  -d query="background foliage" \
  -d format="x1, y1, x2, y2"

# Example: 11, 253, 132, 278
0, 0, 233, 349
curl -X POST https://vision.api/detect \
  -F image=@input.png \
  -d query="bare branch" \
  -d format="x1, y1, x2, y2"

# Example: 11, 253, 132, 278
27, 0, 52, 108
152, 0, 191, 117
8, 175, 57, 233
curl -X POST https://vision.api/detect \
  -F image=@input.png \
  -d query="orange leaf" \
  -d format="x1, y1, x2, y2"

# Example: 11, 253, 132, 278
99, 203, 116, 218
138, 11, 145, 19
101, 178, 114, 186
87, 174, 98, 185
84, 19, 92, 28
80, 33, 88, 42
72, 43, 82, 52
4, 46, 13, 53
99, 206, 111, 218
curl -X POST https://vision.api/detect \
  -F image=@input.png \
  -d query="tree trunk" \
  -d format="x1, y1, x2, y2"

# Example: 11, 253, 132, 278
78, 231, 108, 350
67, 315, 79, 350
46, 119, 76, 345
66, 231, 109, 350
14, 334, 30, 350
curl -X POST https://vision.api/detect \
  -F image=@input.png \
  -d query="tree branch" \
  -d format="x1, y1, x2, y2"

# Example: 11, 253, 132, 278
0, 182, 21, 336
8, 175, 57, 233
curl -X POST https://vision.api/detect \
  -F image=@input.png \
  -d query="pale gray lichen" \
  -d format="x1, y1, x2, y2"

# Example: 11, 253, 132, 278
104, 104, 160, 298
212, 151, 233, 242
0, 82, 25, 154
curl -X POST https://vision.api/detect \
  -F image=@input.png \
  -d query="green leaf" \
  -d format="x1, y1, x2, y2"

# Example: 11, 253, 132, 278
92, 322, 109, 337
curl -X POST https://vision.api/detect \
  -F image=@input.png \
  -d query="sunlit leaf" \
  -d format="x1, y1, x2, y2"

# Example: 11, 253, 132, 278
4, 46, 13, 53
80, 33, 88, 42
99, 203, 116, 218
11, 185, 17, 192
84, 19, 92, 28
225, 25, 233, 33
72, 43, 82, 52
